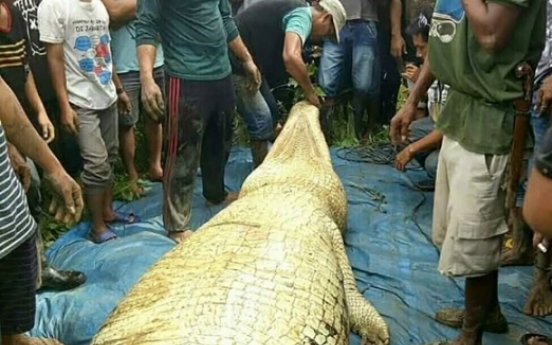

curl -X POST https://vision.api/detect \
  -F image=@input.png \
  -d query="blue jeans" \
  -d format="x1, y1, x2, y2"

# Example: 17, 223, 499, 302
233, 74, 277, 141
318, 20, 380, 98
516, 74, 551, 206
408, 117, 440, 179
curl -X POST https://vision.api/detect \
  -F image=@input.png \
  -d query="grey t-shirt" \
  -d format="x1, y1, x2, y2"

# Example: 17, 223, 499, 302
340, 0, 378, 21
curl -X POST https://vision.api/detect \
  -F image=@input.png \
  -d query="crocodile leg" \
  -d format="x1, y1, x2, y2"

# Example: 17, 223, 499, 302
330, 226, 390, 345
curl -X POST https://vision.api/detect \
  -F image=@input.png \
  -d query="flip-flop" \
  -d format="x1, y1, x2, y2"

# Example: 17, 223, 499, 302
521, 333, 552, 345
109, 211, 141, 225
89, 228, 118, 244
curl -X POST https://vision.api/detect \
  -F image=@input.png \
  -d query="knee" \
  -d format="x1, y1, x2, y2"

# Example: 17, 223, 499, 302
238, 97, 274, 141
82, 157, 112, 189
425, 152, 439, 179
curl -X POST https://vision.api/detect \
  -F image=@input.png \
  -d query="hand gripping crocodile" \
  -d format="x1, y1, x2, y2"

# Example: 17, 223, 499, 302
91, 101, 390, 345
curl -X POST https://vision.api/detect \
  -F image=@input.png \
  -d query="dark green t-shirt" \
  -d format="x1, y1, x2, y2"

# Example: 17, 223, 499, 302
428, 0, 546, 155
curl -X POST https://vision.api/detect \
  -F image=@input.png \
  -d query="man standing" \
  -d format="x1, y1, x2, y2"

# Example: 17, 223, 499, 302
231, 0, 346, 167
38, 0, 134, 244
0, 75, 83, 345
318, 0, 381, 140
136, 0, 261, 243
390, 1, 546, 344
102, 0, 165, 195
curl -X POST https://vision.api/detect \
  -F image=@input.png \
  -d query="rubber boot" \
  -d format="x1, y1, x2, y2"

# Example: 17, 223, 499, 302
250, 140, 269, 168
352, 92, 368, 140
435, 270, 508, 334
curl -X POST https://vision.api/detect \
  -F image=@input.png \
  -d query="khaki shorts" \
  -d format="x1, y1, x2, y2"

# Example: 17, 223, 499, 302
433, 136, 510, 278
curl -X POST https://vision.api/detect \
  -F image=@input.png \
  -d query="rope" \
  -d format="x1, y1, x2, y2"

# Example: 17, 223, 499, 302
335, 141, 399, 166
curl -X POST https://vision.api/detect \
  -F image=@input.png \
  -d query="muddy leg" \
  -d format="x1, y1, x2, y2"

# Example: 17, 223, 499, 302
502, 208, 535, 266
524, 250, 552, 316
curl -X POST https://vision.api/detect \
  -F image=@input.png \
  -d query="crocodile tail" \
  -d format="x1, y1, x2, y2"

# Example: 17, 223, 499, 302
330, 224, 390, 345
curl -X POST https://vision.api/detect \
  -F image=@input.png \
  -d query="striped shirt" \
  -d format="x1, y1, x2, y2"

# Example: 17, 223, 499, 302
0, 122, 36, 260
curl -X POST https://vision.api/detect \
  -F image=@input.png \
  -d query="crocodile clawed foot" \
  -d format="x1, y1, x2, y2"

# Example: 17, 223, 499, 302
360, 326, 390, 345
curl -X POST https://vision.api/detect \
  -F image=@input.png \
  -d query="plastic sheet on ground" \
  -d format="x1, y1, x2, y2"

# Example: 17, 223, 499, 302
30, 147, 552, 345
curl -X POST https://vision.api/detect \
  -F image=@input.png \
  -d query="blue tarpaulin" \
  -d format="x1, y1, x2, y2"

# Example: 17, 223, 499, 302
30, 147, 552, 345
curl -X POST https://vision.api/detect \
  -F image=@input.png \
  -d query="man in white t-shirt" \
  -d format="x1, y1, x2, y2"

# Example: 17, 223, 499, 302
37, 0, 134, 244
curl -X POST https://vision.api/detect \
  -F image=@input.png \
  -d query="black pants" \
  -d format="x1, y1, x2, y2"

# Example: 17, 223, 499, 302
0, 233, 38, 335
163, 75, 235, 233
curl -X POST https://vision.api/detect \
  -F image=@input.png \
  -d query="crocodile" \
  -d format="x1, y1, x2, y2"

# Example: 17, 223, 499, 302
91, 101, 390, 345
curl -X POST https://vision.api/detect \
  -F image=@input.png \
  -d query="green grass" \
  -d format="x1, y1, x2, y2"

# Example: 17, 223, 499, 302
39, 65, 408, 245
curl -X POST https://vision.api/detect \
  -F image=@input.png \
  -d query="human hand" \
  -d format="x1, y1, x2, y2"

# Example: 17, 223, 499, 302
394, 146, 414, 172
242, 60, 261, 94
60, 108, 79, 136
37, 111, 55, 143
117, 90, 132, 117
44, 169, 83, 224
7, 142, 31, 192
141, 78, 165, 123
401, 64, 420, 83
306, 90, 322, 108
390, 103, 417, 145
390, 34, 406, 59
536, 75, 552, 116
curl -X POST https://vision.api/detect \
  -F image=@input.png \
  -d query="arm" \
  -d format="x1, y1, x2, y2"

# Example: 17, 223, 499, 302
136, 0, 161, 83
389, 0, 405, 58
283, 33, 315, 96
282, 8, 315, 95
0, 77, 60, 174
462, 0, 523, 54
44, 43, 72, 115
405, 61, 435, 107
406, 129, 443, 154
25, 70, 47, 116
101, 0, 136, 23
219, 0, 251, 63
524, 128, 552, 238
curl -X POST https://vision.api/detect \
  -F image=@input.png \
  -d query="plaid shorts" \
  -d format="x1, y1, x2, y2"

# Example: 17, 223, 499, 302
0, 233, 38, 335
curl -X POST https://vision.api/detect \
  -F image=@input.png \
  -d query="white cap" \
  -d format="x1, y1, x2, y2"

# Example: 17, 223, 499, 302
318, 0, 346, 43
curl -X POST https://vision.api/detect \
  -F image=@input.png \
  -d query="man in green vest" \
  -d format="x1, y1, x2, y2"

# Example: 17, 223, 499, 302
390, 1, 546, 344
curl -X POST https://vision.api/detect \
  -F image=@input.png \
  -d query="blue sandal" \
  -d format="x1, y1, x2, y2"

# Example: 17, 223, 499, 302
89, 228, 118, 244
521, 333, 552, 345
109, 211, 141, 225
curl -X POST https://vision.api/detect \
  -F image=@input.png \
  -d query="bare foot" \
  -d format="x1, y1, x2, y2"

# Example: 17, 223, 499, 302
168, 230, 194, 244
274, 123, 283, 139
8, 334, 63, 345
524, 269, 552, 316
205, 192, 239, 207
148, 166, 163, 182
130, 180, 145, 197
501, 247, 534, 267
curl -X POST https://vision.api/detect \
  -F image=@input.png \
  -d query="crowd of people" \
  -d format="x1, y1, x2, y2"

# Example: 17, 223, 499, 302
0, 0, 552, 344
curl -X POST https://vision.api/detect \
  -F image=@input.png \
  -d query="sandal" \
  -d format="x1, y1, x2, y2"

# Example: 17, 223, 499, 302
109, 211, 141, 225
89, 227, 118, 244
521, 333, 552, 345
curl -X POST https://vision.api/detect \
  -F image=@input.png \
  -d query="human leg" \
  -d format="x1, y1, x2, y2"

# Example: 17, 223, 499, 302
351, 20, 380, 139
202, 76, 238, 205
162, 77, 207, 243
425, 137, 510, 344
0, 234, 63, 345
318, 34, 347, 143
233, 74, 273, 167
75, 106, 116, 243
118, 71, 143, 194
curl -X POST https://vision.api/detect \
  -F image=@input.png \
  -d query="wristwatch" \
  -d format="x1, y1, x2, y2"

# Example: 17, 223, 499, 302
116, 87, 125, 95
